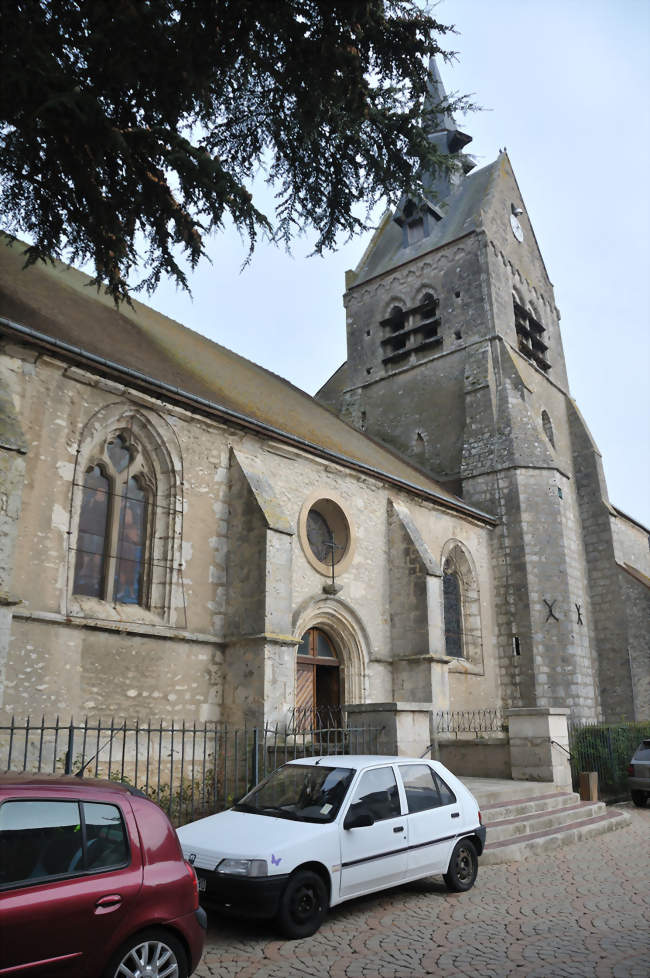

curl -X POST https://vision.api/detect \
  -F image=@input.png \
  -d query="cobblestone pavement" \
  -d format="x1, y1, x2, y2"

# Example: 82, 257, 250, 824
195, 806, 650, 978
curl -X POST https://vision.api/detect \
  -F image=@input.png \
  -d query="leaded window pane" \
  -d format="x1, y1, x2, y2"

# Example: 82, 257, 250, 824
317, 631, 336, 658
114, 477, 147, 604
73, 466, 110, 597
444, 571, 463, 658
306, 509, 332, 563
107, 433, 132, 472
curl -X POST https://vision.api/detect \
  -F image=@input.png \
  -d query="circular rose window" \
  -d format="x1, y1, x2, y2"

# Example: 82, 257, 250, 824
299, 494, 354, 576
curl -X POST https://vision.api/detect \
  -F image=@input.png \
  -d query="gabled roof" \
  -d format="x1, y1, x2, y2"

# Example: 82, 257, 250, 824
0, 238, 496, 524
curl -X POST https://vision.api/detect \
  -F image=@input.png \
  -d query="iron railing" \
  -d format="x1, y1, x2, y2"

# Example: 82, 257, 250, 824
0, 715, 384, 826
287, 705, 344, 734
434, 709, 506, 737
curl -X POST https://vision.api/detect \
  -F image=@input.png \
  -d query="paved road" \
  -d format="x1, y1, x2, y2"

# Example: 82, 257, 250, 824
195, 805, 650, 978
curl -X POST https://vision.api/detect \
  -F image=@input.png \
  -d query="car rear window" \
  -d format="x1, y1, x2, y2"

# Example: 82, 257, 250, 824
84, 802, 129, 870
0, 799, 129, 888
399, 765, 457, 812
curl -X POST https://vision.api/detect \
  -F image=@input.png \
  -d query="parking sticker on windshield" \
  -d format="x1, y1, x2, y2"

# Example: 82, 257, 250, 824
320, 803, 333, 815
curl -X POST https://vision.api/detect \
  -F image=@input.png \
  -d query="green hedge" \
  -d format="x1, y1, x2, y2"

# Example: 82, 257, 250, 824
569, 721, 650, 795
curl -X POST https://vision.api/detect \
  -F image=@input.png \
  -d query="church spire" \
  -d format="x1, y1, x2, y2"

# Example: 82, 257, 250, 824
392, 58, 474, 239
421, 57, 473, 202
423, 57, 472, 153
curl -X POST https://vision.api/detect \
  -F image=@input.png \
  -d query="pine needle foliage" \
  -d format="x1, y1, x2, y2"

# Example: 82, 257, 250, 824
0, 1, 467, 303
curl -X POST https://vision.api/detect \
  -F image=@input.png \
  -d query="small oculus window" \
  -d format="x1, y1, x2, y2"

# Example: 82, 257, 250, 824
299, 495, 354, 576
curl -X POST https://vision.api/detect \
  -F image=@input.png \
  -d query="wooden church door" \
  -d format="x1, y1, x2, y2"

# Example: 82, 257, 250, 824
296, 628, 341, 728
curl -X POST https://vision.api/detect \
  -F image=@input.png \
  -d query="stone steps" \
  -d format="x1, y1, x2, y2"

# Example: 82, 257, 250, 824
485, 798, 607, 842
462, 778, 631, 864
480, 789, 581, 821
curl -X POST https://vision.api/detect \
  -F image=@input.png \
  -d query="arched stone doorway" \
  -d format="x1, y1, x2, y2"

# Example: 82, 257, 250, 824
292, 597, 369, 730
296, 627, 342, 728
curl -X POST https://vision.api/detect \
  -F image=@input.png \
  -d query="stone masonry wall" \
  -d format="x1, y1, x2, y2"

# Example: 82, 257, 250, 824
619, 571, 650, 720
1, 338, 499, 725
567, 401, 634, 721
341, 239, 487, 488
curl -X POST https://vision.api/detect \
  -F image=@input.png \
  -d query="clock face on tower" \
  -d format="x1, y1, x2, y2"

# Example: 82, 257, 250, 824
510, 212, 524, 242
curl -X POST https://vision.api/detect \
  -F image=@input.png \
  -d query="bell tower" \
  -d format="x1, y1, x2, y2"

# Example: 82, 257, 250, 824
317, 61, 609, 721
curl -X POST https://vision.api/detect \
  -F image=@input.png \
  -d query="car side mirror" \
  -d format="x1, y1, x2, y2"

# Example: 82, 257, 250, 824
344, 808, 375, 830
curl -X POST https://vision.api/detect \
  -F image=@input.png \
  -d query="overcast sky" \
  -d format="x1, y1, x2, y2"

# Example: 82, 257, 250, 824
147, 0, 650, 527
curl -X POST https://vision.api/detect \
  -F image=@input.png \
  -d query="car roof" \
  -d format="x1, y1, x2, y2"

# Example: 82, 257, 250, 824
285, 755, 435, 770
0, 771, 144, 796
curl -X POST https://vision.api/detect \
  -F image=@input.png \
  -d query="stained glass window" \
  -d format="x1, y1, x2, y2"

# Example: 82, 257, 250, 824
107, 434, 131, 472
114, 478, 148, 604
443, 570, 463, 658
73, 431, 151, 608
73, 466, 109, 597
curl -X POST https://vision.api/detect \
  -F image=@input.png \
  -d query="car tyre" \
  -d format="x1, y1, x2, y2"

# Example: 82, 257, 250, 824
277, 869, 328, 939
631, 790, 648, 808
443, 838, 478, 893
103, 927, 188, 978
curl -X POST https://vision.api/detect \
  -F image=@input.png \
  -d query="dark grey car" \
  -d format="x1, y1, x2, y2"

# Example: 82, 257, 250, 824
628, 739, 650, 807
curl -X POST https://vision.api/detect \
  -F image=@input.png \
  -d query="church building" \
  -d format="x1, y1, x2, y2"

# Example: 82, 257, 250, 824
0, 64, 647, 749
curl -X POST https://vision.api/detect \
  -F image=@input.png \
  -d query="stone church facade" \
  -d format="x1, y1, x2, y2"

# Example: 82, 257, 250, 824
0, 68, 648, 743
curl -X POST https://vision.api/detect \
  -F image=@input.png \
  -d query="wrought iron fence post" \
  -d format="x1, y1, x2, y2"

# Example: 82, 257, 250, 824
64, 718, 75, 774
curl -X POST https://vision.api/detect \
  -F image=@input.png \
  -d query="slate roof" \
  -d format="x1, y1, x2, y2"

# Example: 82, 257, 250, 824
352, 157, 499, 287
0, 237, 495, 523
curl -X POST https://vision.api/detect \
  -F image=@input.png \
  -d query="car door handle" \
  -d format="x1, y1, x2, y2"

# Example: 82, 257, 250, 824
393, 826, 404, 833
95, 894, 122, 913
451, 812, 460, 818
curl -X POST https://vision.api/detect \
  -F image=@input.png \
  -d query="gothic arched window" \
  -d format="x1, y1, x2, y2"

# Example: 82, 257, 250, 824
441, 541, 484, 671
73, 430, 154, 606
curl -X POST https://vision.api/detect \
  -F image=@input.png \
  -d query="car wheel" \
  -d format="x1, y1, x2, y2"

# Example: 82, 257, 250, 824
104, 928, 188, 978
631, 790, 648, 808
277, 869, 328, 939
443, 838, 478, 892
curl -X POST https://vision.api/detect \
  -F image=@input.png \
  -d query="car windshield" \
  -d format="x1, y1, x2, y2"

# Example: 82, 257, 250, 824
233, 764, 354, 823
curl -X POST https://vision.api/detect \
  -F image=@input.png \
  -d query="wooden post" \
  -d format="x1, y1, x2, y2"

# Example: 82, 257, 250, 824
579, 770, 598, 801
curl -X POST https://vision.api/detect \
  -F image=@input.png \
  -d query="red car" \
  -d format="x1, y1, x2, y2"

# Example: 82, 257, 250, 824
0, 773, 206, 977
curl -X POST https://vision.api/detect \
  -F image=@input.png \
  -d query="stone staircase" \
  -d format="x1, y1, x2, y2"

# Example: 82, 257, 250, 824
462, 778, 631, 864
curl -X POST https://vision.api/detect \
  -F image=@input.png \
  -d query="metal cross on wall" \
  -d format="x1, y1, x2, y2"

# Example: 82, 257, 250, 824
323, 531, 344, 591
544, 599, 559, 622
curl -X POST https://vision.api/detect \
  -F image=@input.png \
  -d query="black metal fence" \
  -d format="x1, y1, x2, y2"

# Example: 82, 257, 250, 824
0, 715, 384, 826
568, 720, 650, 799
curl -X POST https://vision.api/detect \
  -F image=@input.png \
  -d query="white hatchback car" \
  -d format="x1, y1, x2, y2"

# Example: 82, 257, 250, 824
177, 755, 486, 938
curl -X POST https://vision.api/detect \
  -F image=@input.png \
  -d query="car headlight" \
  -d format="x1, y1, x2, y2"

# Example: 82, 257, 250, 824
216, 858, 268, 877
